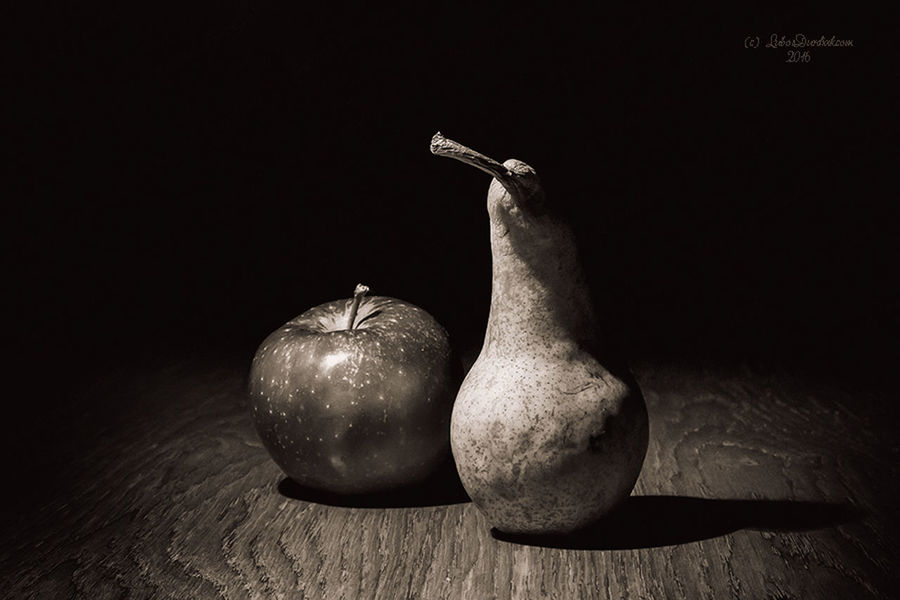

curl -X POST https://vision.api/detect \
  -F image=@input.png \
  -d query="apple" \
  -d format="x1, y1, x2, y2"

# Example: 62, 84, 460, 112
248, 284, 459, 494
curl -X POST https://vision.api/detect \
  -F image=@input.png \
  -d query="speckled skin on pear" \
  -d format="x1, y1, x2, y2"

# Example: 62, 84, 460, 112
248, 296, 457, 494
437, 142, 649, 535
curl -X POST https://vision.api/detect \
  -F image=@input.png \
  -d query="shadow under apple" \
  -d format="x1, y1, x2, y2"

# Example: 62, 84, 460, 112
277, 456, 470, 508
491, 495, 863, 550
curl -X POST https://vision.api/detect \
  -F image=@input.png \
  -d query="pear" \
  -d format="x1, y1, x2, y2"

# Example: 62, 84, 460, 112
431, 132, 649, 535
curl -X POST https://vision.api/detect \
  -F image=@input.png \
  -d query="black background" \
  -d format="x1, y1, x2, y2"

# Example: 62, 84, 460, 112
7, 4, 896, 411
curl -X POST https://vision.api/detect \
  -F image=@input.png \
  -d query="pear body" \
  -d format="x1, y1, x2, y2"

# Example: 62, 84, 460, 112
452, 344, 648, 534
449, 168, 649, 535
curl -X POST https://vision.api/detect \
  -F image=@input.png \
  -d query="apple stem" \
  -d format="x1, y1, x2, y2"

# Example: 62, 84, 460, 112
347, 283, 370, 329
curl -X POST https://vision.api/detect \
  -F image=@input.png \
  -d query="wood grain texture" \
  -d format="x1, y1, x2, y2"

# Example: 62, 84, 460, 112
1, 356, 896, 599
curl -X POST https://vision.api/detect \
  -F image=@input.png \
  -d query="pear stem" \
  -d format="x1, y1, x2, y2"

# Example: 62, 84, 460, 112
430, 132, 516, 189
347, 283, 369, 330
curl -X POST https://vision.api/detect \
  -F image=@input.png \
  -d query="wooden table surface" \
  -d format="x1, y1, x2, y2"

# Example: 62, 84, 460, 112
2, 354, 896, 599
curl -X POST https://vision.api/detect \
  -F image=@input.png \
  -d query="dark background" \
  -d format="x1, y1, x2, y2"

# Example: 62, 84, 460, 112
6, 4, 896, 412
